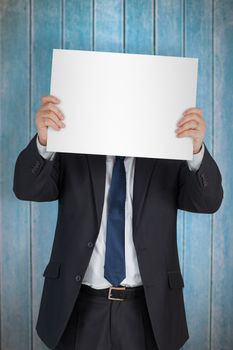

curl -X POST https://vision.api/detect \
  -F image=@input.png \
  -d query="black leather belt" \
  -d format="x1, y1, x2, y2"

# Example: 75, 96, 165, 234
80, 284, 145, 301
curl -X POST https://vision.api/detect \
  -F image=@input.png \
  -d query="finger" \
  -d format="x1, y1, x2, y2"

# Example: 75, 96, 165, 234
183, 107, 203, 117
40, 103, 64, 120
177, 114, 204, 127
41, 95, 60, 105
40, 111, 65, 128
42, 118, 62, 131
176, 129, 200, 138
176, 120, 200, 134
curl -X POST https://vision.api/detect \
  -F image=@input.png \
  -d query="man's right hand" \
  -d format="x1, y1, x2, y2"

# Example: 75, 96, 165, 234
36, 95, 65, 146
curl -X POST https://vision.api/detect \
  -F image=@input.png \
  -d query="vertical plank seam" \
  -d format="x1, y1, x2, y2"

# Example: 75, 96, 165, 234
123, 0, 125, 53
61, 0, 64, 49
29, 0, 33, 349
182, 0, 186, 280
209, 0, 214, 348
153, 0, 156, 55
0, 5, 2, 349
0, 5, 3, 349
181, 2, 186, 348
92, 0, 95, 50
154, 0, 157, 54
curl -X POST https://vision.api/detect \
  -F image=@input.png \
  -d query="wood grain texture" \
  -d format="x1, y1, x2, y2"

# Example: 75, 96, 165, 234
0, 1, 231, 349
0, 1, 31, 349
64, 0, 93, 50
212, 0, 233, 349
95, 0, 123, 52
125, 0, 153, 54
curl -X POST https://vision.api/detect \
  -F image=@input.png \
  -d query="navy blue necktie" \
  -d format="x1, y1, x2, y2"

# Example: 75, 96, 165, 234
104, 156, 126, 286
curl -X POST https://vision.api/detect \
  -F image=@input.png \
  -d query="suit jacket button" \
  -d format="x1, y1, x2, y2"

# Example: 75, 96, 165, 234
87, 241, 93, 248
75, 275, 82, 282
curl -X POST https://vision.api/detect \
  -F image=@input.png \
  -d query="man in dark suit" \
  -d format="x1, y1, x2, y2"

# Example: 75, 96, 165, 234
13, 95, 223, 350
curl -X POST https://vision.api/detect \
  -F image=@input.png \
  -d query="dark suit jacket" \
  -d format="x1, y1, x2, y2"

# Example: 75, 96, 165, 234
13, 133, 223, 350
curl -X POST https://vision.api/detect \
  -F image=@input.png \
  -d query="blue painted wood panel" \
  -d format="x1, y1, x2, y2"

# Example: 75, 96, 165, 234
125, 0, 153, 54
65, 0, 93, 50
212, 1, 233, 349
0, 1, 232, 349
0, 1, 31, 349
95, 0, 123, 52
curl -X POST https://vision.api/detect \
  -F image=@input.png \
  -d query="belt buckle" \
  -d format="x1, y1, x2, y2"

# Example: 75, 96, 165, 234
108, 286, 126, 301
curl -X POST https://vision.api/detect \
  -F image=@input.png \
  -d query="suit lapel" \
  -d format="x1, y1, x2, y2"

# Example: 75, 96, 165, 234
133, 157, 159, 234
86, 154, 106, 230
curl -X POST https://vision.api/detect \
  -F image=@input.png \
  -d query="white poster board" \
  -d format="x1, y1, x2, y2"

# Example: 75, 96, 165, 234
47, 49, 198, 160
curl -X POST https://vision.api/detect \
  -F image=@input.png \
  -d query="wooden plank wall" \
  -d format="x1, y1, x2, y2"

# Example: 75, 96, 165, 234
0, 1, 232, 349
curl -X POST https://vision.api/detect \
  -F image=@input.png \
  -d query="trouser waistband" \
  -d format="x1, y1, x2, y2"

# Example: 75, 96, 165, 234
80, 284, 145, 301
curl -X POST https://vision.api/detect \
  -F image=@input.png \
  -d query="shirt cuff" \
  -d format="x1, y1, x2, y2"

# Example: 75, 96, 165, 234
36, 134, 56, 161
187, 143, 205, 172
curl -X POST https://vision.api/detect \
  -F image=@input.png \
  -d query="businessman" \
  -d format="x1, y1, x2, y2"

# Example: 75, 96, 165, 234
13, 95, 223, 350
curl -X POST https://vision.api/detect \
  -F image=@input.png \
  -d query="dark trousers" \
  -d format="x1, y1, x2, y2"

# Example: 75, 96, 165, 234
55, 284, 159, 350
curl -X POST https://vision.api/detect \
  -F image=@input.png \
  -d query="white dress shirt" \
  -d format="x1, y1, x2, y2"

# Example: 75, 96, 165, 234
36, 135, 205, 289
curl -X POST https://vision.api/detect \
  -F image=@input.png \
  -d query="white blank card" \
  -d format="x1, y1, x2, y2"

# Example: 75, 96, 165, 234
47, 49, 198, 160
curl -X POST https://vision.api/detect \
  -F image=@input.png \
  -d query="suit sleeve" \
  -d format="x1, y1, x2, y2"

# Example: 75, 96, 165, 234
13, 133, 61, 202
177, 142, 224, 213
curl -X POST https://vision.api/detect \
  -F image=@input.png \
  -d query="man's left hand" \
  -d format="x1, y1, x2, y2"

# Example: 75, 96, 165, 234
175, 107, 206, 154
